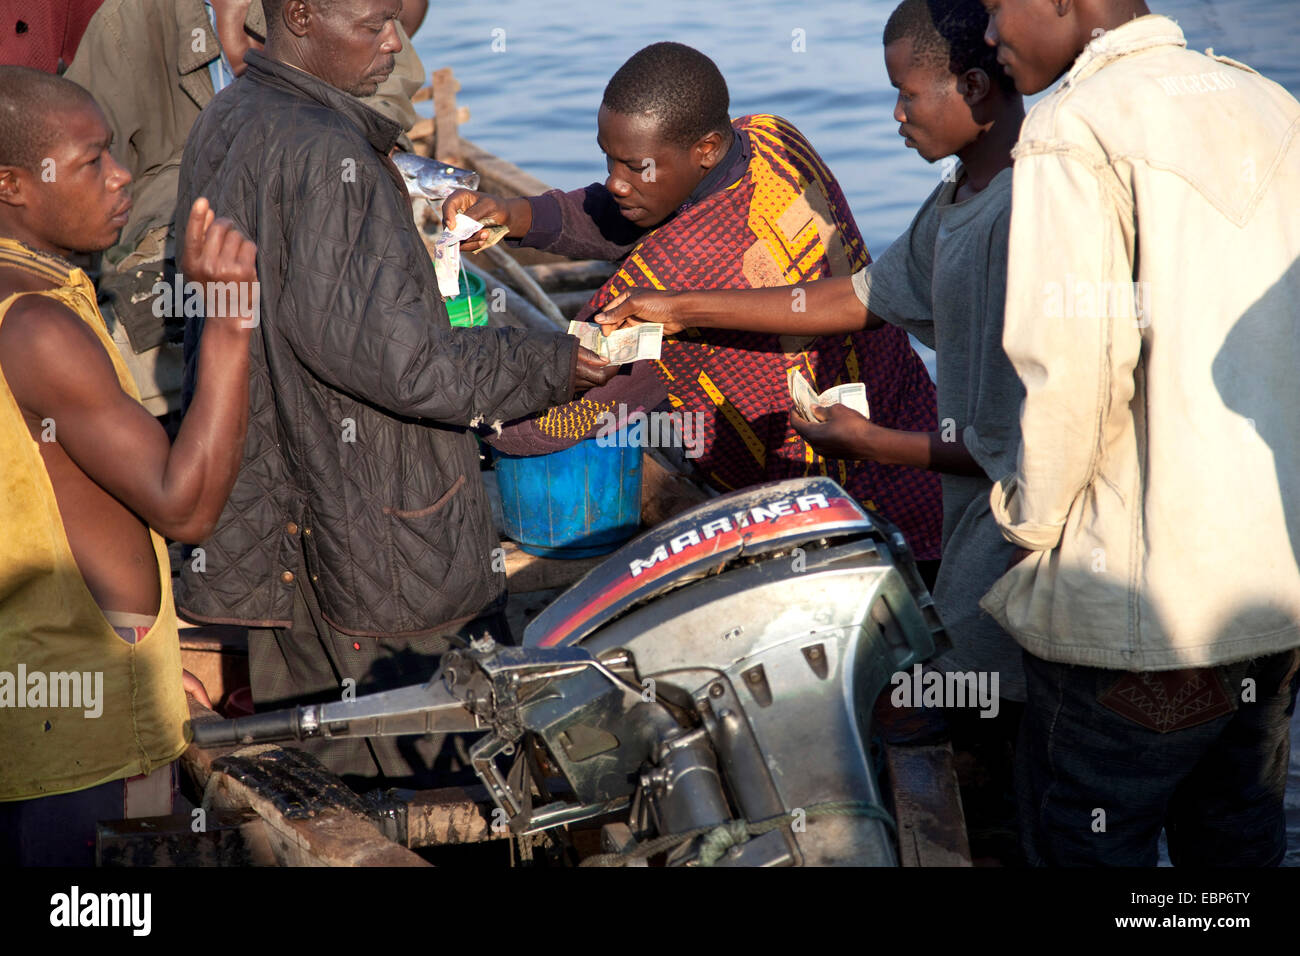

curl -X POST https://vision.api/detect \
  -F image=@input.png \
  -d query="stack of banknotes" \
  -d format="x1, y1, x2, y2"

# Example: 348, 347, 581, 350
786, 367, 870, 420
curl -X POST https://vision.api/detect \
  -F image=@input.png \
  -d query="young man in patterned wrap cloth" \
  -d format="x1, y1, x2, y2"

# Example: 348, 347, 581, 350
445, 42, 943, 571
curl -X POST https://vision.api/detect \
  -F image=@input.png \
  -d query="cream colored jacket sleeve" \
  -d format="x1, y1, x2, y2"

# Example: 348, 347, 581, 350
992, 139, 1143, 551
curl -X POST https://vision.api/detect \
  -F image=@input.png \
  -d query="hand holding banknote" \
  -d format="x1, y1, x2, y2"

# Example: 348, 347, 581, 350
567, 320, 663, 365
786, 368, 869, 421
433, 213, 485, 298
574, 346, 617, 391
433, 212, 511, 299
790, 402, 876, 460
788, 368, 875, 460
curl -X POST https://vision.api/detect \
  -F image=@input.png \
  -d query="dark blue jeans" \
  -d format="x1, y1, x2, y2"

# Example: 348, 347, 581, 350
0, 763, 177, 866
1017, 647, 1300, 866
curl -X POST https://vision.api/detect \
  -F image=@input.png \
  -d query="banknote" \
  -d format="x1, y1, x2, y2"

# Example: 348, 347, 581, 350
787, 367, 870, 420
434, 213, 487, 298
567, 320, 664, 364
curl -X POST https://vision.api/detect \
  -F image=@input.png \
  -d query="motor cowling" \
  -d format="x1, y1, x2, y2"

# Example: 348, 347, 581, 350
524, 477, 946, 865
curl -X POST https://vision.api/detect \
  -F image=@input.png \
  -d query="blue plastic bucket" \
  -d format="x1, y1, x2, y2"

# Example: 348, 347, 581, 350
494, 437, 643, 558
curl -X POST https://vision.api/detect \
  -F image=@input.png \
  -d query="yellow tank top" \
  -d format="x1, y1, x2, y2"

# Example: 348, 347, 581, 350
0, 238, 188, 801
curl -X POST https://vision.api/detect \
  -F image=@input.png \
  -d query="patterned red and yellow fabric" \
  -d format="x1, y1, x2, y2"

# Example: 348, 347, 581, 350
514, 115, 941, 559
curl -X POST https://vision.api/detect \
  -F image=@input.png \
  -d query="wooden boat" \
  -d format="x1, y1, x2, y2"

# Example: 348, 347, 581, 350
143, 68, 971, 868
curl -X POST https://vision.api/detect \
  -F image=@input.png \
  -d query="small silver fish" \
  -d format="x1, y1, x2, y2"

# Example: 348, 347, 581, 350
391, 152, 480, 200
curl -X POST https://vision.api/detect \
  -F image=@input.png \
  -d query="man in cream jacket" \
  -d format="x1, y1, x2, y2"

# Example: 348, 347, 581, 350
979, 1, 1300, 865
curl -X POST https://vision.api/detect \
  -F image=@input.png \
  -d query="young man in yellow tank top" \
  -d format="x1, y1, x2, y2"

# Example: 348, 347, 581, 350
0, 66, 258, 865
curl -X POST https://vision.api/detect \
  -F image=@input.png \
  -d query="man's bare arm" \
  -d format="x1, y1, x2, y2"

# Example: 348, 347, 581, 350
0, 202, 256, 543
593, 277, 886, 336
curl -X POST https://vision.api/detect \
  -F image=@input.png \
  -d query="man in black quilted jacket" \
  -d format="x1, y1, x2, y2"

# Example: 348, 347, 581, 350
174, 0, 613, 788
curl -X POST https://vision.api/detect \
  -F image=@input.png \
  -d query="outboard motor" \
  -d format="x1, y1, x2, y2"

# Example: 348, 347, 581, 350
519, 476, 946, 865
191, 477, 946, 866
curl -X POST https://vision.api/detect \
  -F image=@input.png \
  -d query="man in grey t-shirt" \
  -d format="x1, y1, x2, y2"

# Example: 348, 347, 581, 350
851, 166, 1023, 698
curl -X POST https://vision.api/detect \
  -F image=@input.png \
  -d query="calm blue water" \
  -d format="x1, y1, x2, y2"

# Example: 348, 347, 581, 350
412, 0, 1300, 254
414, 1, 1300, 867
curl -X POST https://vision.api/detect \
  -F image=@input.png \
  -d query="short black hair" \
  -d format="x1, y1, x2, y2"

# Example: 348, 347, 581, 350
0, 67, 98, 172
883, 0, 1015, 94
602, 42, 731, 150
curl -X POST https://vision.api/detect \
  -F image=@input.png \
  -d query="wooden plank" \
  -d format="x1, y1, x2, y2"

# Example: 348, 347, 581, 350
97, 809, 276, 867
403, 786, 508, 846
524, 260, 617, 292
500, 539, 604, 592
549, 288, 602, 319
203, 746, 430, 867
459, 136, 552, 198
408, 116, 434, 144
884, 742, 972, 867
481, 244, 569, 328
185, 700, 428, 866
463, 259, 559, 333
432, 67, 462, 165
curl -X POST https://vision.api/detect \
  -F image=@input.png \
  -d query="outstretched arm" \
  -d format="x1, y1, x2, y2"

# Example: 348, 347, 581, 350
0, 200, 256, 543
592, 277, 887, 337
443, 185, 645, 260
276, 159, 595, 424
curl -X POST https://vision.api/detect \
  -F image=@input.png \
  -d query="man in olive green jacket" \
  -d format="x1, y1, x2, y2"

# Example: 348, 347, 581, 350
65, 0, 424, 415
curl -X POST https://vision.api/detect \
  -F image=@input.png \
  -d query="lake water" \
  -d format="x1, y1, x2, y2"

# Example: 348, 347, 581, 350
412, 0, 1300, 253
413, 0, 1300, 867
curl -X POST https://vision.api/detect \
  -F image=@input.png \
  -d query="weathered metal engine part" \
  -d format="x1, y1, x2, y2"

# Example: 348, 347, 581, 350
525, 476, 947, 866
190, 643, 678, 835
458, 644, 680, 833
